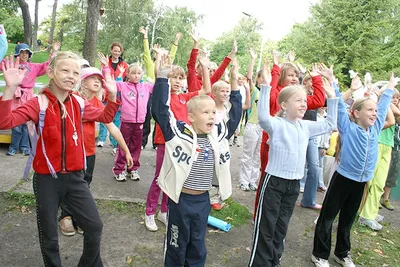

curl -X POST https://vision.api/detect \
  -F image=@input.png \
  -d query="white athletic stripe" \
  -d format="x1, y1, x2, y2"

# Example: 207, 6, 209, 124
249, 173, 272, 266
163, 209, 170, 265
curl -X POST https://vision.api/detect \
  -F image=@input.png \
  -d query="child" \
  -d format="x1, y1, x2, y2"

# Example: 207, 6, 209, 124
249, 64, 338, 267
59, 67, 133, 236
99, 53, 154, 182
0, 53, 120, 266
152, 56, 242, 266
312, 69, 396, 267
316, 107, 330, 192
0, 41, 60, 156
382, 90, 400, 211
144, 49, 212, 232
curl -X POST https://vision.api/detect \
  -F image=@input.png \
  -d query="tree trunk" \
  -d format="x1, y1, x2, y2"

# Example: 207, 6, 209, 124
32, 0, 40, 51
83, 0, 102, 66
47, 0, 58, 52
17, 0, 32, 46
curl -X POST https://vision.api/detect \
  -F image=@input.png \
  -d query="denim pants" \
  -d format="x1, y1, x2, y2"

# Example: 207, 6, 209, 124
301, 137, 320, 207
33, 171, 103, 267
98, 110, 120, 148
9, 124, 30, 153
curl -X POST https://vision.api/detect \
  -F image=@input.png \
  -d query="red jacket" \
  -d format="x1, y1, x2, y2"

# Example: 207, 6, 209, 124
108, 56, 129, 80
0, 89, 120, 175
186, 48, 231, 92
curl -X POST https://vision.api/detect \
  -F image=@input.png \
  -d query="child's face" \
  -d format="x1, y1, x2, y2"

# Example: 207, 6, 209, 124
19, 50, 30, 62
282, 90, 307, 120
237, 77, 245, 86
283, 69, 300, 87
213, 86, 230, 104
354, 100, 377, 128
82, 75, 102, 93
110, 46, 121, 59
303, 78, 312, 91
48, 58, 80, 92
127, 67, 142, 84
392, 95, 400, 106
196, 64, 203, 77
189, 99, 216, 134
209, 68, 216, 77
169, 74, 184, 92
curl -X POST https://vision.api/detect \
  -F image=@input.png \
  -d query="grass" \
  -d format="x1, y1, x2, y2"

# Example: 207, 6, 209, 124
210, 198, 252, 227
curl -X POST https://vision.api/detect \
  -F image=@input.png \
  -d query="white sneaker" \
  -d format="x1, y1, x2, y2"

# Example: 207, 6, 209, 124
375, 214, 384, 223
145, 214, 158, 231
114, 172, 126, 182
157, 212, 168, 226
97, 141, 104, 147
112, 147, 117, 156
128, 170, 140, 181
358, 216, 383, 231
249, 183, 258, 191
240, 184, 250, 191
311, 254, 330, 267
333, 254, 355, 267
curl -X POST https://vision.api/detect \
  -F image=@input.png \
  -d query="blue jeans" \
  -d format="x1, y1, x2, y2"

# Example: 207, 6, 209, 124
9, 124, 30, 153
98, 110, 120, 148
301, 137, 320, 207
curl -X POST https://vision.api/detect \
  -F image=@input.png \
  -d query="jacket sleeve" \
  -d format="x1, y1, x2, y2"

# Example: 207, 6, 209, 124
143, 38, 155, 81
270, 64, 281, 116
169, 44, 178, 64
307, 75, 326, 110
186, 48, 200, 92
210, 57, 231, 85
333, 83, 351, 135
374, 89, 395, 133
82, 99, 120, 123
303, 97, 338, 137
0, 27, 7, 62
258, 84, 280, 134
225, 90, 242, 140
151, 77, 175, 142
0, 97, 40, 129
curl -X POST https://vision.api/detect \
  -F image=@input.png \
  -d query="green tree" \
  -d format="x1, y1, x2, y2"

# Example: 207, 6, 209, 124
0, 8, 24, 43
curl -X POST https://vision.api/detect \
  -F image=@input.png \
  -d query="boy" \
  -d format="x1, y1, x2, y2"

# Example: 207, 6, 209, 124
152, 58, 242, 266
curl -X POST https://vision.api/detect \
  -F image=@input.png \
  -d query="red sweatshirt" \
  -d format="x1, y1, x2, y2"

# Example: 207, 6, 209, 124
0, 88, 120, 174
186, 48, 231, 92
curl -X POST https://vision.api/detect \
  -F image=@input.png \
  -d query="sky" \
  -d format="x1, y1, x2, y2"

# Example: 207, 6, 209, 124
32, 0, 319, 42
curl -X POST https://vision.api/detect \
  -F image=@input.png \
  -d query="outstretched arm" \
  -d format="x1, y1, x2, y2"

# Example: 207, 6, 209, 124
139, 26, 155, 81
198, 51, 211, 95
210, 40, 236, 84
226, 58, 243, 139
186, 29, 200, 92
169, 32, 182, 64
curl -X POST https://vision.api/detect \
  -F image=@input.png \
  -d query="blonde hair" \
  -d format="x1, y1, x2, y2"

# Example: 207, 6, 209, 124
208, 62, 218, 71
278, 63, 299, 87
187, 95, 214, 114
349, 97, 375, 123
79, 75, 103, 101
212, 80, 230, 95
128, 63, 143, 74
44, 51, 81, 119
276, 85, 307, 117
393, 88, 400, 98
168, 65, 185, 78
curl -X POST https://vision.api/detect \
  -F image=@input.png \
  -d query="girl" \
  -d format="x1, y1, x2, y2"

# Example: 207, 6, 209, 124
0, 53, 120, 266
249, 64, 338, 267
312, 68, 396, 267
98, 52, 153, 182
0, 41, 60, 156
59, 67, 133, 237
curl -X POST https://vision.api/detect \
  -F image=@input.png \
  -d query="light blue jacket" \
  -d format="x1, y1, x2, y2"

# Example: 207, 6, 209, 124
0, 25, 8, 62
334, 83, 394, 182
258, 84, 338, 180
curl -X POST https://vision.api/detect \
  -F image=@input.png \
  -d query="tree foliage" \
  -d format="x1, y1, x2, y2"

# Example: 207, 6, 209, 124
278, 0, 400, 84
0, 8, 24, 43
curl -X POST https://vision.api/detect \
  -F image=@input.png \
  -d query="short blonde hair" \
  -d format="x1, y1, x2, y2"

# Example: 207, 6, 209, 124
208, 62, 218, 71
128, 63, 143, 73
212, 80, 230, 95
276, 85, 307, 117
187, 95, 214, 114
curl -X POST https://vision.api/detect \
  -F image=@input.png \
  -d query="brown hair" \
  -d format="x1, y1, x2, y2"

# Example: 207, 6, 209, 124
110, 42, 124, 52
168, 65, 185, 79
276, 85, 307, 117
278, 63, 299, 87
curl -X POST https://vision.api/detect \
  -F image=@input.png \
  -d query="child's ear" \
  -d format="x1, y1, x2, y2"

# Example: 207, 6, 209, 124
353, 110, 360, 119
47, 67, 55, 79
188, 112, 195, 123
281, 102, 287, 111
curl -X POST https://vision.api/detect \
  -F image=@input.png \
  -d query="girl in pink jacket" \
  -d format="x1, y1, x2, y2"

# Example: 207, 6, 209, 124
99, 53, 154, 181
0, 42, 60, 156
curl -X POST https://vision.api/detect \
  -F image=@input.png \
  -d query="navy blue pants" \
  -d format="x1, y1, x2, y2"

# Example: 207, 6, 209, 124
164, 192, 211, 267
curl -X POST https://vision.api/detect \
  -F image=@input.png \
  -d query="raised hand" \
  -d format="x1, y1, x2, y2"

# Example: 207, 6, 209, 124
189, 28, 200, 43
273, 50, 280, 66
2, 56, 27, 88
102, 68, 117, 96
152, 43, 163, 55
387, 72, 398, 90
175, 32, 183, 41
317, 63, 335, 82
261, 60, 272, 85
249, 48, 256, 60
138, 26, 148, 38
198, 51, 209, 67
288, 50, 296, 63
296, 62, 307, 74
117, 65, 126, 75
157, 54, 172, 78
309, 63, 320, 77
52, 41, 61, 52
97, 52, 109, 66
350, 74, 362, 91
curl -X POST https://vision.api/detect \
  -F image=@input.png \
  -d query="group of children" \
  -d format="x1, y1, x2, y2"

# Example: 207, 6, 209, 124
0, 23, 399, 267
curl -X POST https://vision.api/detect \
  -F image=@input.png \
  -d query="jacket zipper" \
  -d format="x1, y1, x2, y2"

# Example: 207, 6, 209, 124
59, 102, 67, 172
134, 83, 139, 122
360, 131, 370, 181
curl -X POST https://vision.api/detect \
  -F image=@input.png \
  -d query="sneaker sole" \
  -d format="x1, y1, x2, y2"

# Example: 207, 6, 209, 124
333, 255, 349, 267
61, 230, 76, 236
358, 221, 382, 231
114, 177, 126, 182
145, 225, 158, 232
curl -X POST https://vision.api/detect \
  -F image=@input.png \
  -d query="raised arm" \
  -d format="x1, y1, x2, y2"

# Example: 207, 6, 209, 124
186, 29, 200, 93
210, 40, 236, 84
169, 32, 182, 64
270, 52, 282, 115
306, 63, 326, 110
198, 51, 211, 95
226, 58, 243, 139
374, 73, 397, 132
383, 108, 395, 130
139, 26, 155, 81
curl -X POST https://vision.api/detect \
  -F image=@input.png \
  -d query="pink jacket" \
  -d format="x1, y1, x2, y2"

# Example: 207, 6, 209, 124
116, 81, 154, 123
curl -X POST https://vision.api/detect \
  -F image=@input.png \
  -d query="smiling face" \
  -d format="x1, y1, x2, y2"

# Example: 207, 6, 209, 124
188, 97, 216, 134
352, 99, 377, 129
110, 45, 122, 60
48, 58, 80, 92
212, 82, 230, 105
283, 68, 300, 87
18, 50, 30, 62
279, 86, 308, 121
